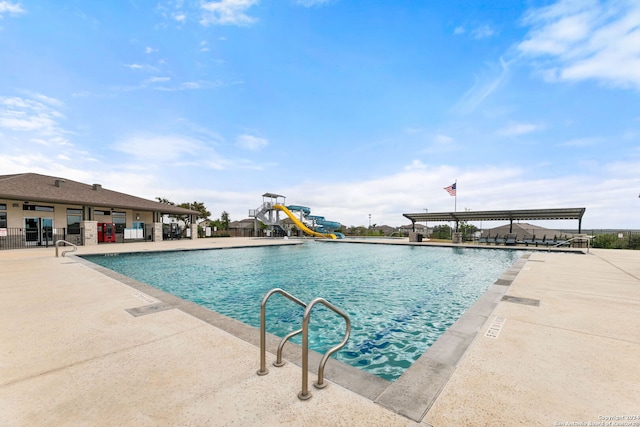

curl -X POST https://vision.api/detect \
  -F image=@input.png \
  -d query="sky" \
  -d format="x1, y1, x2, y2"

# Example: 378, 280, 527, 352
1, 0, 639, 230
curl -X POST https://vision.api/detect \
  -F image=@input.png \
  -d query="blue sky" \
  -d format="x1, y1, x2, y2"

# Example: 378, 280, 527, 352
1, 0, 639, 229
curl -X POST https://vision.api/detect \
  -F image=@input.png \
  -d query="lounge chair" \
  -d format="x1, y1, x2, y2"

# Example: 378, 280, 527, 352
505, 235, 517, 245
534, 235, 546, 246
495, 235, 506, 245
478, 234, 490, 244
522, 235, 535, 246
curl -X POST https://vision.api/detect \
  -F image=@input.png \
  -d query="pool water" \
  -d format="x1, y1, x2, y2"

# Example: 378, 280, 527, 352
83, 242, 523, 381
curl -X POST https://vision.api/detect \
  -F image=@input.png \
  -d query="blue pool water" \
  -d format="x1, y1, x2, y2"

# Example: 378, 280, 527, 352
83, 242, 523, 381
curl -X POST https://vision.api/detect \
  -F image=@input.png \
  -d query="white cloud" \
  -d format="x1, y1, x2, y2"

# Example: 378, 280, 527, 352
454, 26, 465, 35
435, 134, 454, 144
146, 76, 171, 83
0, 95, 68, 141
403, 159, 427, 170
497, 122, 541, 136
200, 0, 259, 26
453, 57, 510, 113
518, 0, 640, 90
145, 46, 158, 54
111, 134, 204, 162
559, 136, 602, 147
471, 25, 495, 39
236, 134, 268, 150
0, 1, 25, 16
295, 0, 332, 7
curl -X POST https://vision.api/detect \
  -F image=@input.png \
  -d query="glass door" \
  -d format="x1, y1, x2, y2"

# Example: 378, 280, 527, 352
24, 217, 54, 246
24, 218, 39, 245
41, 218, 54, 245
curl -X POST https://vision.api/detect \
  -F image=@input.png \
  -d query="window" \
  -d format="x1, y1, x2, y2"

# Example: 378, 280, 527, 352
23, 204, 54, 212
112, 211, 126, 233
0, 203, 6, 229
67, 208, 82, 235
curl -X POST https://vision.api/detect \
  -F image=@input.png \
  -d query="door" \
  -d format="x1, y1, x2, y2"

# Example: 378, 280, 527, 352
24, 218, 39, 245
41, 218, 54, 245
24, 218, 54, 246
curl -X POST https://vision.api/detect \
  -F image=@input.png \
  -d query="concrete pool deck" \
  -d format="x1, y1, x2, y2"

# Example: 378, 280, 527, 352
1, 237, 639, 426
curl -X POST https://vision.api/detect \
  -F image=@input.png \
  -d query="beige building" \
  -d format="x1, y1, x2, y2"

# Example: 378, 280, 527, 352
0, 173, 200, 250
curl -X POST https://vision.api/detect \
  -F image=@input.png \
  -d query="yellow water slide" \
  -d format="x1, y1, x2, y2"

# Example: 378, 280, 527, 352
273, 205, 336, 239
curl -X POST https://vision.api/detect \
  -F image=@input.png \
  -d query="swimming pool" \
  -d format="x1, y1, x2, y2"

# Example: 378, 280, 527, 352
83, 241, 524, 381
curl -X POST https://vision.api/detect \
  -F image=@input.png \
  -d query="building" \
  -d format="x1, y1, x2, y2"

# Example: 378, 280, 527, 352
0, 173, 200, 249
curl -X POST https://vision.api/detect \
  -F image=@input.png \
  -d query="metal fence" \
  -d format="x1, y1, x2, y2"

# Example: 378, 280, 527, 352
0, 227, 84, 250
583, 230, 640, 250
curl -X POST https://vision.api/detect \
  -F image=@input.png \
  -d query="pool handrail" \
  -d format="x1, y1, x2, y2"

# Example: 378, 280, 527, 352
298, 297, 351, 400
550, 234, 591, 253
55, 240, 77, 257
257, 288, 307, 376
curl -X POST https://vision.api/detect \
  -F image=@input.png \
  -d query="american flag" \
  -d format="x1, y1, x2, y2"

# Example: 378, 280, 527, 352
444, 182, 456, 196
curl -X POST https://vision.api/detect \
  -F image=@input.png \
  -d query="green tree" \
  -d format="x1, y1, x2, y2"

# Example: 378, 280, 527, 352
459, 221, 479, 241
156, 198, 211, 234
220, 211, 230, 230
432, 224, 452, 239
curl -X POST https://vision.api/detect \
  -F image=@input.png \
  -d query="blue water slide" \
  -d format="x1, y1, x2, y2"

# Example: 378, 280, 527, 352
286, 205, 311, 215
317, 219, 341, 229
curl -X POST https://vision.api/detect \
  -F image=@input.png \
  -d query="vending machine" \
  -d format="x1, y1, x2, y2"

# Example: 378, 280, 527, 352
98, 222, 116, 243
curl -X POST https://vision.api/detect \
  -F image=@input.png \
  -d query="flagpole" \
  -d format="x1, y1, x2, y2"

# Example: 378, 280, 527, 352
454, 179, 457, 212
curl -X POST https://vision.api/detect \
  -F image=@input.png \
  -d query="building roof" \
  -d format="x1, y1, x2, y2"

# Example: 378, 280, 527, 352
482, 222, 568, 239
403, 207, 586, 224
0, 173, 199, 215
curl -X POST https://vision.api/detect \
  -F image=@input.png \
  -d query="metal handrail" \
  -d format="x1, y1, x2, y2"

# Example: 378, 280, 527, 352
55, 240, 77, 257
551, 235, 591, 253
257, 288, 307, 376
298, 297, 351, 400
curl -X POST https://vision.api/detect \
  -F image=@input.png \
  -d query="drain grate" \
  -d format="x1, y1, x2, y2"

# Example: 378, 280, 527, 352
501, 295, 540, 306
126, 302, 174, 317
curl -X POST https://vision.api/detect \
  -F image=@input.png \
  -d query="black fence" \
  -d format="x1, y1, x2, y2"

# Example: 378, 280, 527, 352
583, 230, 640, 250
0, 227, 84, 250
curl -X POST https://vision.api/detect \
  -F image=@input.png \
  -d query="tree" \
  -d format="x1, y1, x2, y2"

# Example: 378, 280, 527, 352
220, 211, 230, 230
431, 224, 452, 239
156, 197, 211, 234
459, 221, 479, 241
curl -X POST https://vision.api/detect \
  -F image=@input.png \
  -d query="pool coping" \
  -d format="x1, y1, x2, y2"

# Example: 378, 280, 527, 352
72, 243, 534, 423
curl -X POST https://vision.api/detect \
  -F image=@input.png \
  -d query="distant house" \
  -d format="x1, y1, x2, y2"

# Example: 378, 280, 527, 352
482, 222, 570, 240
398, 223, 427, 236
0, 173, 200, 249
373, 224, 399, 235
228, 218, 264, 237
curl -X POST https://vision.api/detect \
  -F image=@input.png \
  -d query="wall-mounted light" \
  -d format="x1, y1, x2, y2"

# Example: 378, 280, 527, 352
136, 214, 140, 220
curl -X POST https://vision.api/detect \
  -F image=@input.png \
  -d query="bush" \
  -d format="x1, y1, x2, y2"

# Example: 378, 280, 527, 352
592, 234, 621, 249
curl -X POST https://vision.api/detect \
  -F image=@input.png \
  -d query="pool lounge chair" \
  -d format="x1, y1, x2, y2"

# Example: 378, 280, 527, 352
478, 233, 490, 244
495, 235, 506, 245
522, 235, 535, 246
505, 235, 517, 245
534, 235, 546, 246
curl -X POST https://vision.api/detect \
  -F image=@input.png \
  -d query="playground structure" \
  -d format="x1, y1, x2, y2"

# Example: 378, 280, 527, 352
249, 193, 343, 239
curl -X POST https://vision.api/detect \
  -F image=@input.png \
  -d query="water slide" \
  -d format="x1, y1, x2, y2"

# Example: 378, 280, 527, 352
273, 205, 337, 239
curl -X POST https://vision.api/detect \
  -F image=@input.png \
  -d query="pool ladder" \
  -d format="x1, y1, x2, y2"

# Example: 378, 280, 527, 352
55, 240, 77, 257
257, 288, 351, 400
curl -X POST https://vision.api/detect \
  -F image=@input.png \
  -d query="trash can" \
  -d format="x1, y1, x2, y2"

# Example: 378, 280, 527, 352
409, 231, 423, 242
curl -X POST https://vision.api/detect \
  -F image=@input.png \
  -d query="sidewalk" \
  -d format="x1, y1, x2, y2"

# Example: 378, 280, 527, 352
1, 238, 639, 426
